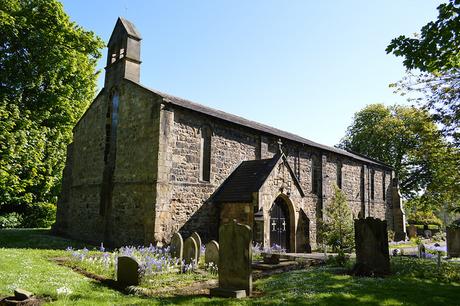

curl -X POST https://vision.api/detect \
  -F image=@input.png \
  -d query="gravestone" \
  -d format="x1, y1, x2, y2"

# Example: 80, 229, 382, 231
353, 217, 390, 276
117, 256, 140, 286
407, 224, 417, 239
183, 236, 198, 265
170, 232, 184, 262
210, 220, 252, 298
205, 240, 219, 266
447, 219, 460, 257
191, 231, 202, 260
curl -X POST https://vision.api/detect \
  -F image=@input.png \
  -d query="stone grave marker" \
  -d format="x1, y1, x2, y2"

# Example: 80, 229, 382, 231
210, 219, 252, 298
170, 232, 183, 262
191, 231, 202, 259
407, 224, 417, 239
205, 240, 219, 266
447, 219, 460, 257
183, 236, 198, 265
353, 217, 390, 276
117, 256, 140, 286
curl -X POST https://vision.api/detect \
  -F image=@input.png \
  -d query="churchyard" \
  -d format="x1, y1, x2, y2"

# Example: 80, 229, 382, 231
1, 226, 459, 305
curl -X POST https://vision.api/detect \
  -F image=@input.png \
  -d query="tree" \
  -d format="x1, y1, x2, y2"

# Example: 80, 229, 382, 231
386, 0, 460, 146
320, 185, 354, 254
0, 0, 104, 225
339, 104, 460, 213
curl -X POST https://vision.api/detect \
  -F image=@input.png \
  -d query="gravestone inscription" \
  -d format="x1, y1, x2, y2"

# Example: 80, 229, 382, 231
210, 220, 252, 298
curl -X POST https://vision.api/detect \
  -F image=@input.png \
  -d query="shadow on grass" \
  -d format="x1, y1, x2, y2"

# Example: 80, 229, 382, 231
0, 228, 92, 250
68, 266, 460, 306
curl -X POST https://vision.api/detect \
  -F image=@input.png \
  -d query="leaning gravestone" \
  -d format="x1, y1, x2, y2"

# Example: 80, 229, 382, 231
191, 231, 202, 260
210, 220, 252, 298
170, 232, 184, 262
117, 256, 140, 286
353, 217, 390, 276
205, 240, 219, 266
183, 236, 198, 265
447, 219, 460, 257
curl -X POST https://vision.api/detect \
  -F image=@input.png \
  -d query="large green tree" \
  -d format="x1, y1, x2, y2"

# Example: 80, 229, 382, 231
339, 104, 460, 212
0, 0, 103, 225
386, 0, 460, 146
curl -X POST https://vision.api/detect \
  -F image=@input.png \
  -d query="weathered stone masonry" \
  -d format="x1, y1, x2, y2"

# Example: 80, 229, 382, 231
54, 17, 405, 248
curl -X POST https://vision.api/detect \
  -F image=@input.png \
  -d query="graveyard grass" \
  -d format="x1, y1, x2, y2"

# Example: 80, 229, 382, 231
1, 230, 459, 305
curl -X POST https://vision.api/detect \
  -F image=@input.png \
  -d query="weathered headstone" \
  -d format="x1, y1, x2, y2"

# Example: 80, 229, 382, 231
353, 217, 390, 276
183, 236, 198, 265
391, 178, 407, 241
407, 224, 417, 239
191, 231, 202, 260
417, 243, 426, 258
205, 240, 219, 266
210, 219, 252, 298
117, 256, 140, 286
170, 232, 184, 262
447, 219, 460, 258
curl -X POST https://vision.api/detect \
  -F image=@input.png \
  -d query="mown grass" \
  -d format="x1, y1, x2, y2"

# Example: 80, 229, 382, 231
1, 229, 459, 305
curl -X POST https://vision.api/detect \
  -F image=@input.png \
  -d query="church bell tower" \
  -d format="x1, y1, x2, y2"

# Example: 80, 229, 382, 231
104, 17, 142, 88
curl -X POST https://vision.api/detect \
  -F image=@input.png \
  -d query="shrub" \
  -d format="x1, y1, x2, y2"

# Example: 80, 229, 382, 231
22, 202, 56, 228
0, 212, 23, 228
319, 185, 354, 253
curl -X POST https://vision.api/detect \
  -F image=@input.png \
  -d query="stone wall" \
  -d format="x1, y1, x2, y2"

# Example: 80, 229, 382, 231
107, 81, 160, 246
56, 80, 162, 246
155, 103, 394, 248
63, 91, 108, 243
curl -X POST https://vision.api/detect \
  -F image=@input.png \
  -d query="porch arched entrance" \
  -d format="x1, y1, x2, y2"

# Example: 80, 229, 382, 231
269, 196, 291, 251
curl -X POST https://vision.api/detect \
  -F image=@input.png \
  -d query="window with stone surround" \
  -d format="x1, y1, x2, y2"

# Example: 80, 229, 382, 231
311, 155, 321, 196
370, 169, 375, 200
200, 125, 212, 182
382, 172, 386, 201
337, 161, 342, 189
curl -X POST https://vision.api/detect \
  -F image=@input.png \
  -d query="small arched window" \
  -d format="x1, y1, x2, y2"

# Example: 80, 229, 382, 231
200, 125, 212, 182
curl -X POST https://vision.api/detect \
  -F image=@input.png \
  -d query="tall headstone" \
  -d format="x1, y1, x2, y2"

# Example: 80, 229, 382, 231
183, 236, 198, 265
391, 178, 407, 241
170, 232, 184, 262
205, 240, 219, 266
191, 231, 202, 260
353, 217, 390, 276
210, 220, 252, 298
447, 219, 460, 258
117, 256, 140, 286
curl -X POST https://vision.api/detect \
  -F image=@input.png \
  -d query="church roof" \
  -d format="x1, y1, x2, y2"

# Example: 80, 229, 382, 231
212, 152, 305, 203
129, 80, 392, 168
108, 17, 142, 45
212, 156, 280, 203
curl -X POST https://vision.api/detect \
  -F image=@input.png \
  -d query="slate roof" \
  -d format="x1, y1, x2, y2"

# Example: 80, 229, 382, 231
212, 157, 279, 203
130, 80, 392, 168
108, 17, 142, 45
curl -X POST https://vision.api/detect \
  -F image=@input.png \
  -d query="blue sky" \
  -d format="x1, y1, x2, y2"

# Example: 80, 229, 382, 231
61, 1, 444, 146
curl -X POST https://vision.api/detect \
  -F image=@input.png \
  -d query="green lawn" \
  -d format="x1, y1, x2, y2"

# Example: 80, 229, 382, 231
1, 229, 459, 305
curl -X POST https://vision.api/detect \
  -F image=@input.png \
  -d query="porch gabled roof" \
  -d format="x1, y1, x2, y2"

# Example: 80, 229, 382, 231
212, 152, 304, 203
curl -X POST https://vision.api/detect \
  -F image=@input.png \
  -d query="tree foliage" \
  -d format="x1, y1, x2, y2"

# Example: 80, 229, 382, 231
320, 185, 354, 253
0, 0, 103, 225
339, 104, 460, 211
386, 0, 460, 146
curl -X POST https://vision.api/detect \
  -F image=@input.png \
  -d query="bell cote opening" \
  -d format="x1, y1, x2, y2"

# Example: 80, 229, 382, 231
104, 17, 142, 88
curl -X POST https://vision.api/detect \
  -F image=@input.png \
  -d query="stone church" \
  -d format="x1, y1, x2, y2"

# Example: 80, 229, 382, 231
54, 18, 406, 250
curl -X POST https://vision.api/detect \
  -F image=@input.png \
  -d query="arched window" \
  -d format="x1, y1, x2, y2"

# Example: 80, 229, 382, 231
200, 125, 212, 182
